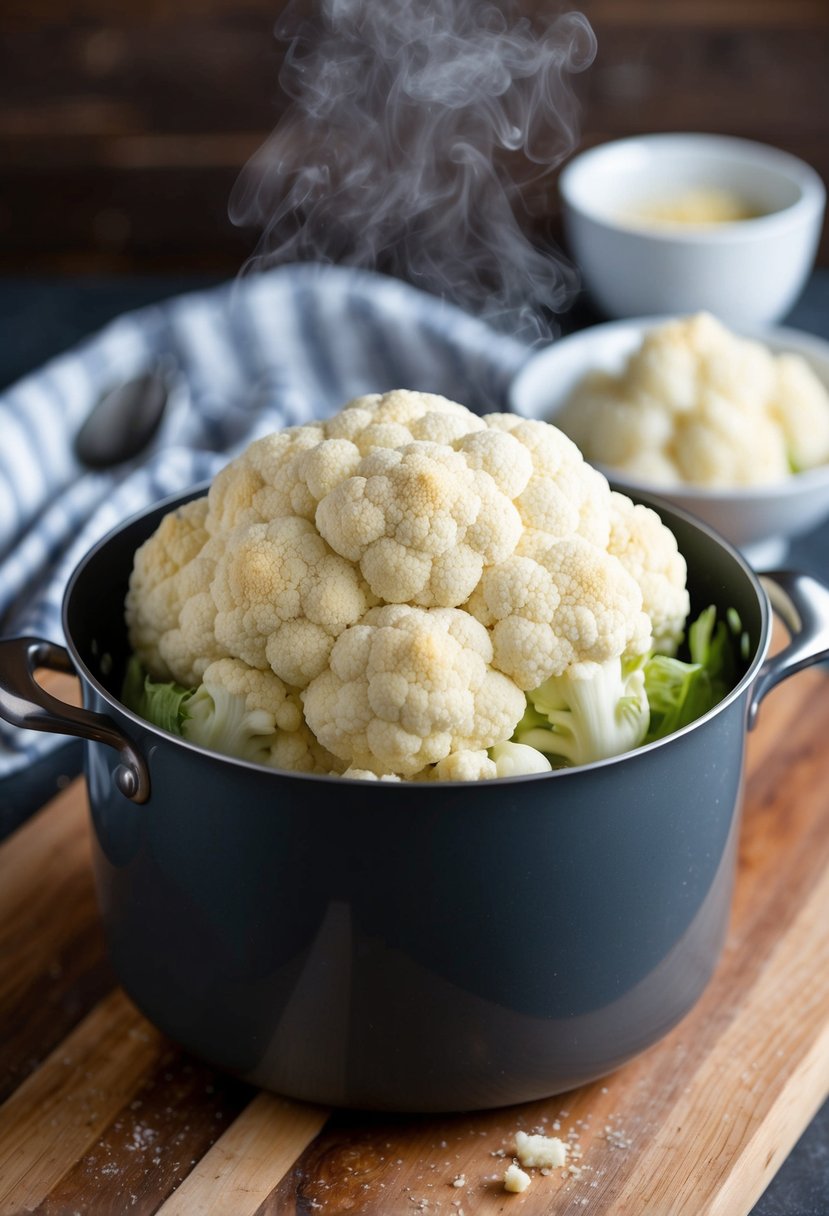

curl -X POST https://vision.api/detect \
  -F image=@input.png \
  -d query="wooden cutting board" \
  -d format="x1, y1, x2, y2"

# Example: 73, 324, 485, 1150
0, 661, 827, 1216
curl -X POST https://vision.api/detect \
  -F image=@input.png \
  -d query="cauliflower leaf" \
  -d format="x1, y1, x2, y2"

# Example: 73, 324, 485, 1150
122, 653, 194, 735
642, 605, 745, 743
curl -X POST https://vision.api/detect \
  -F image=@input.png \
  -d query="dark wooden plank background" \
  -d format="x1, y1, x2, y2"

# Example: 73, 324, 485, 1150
0, 0, 827, 276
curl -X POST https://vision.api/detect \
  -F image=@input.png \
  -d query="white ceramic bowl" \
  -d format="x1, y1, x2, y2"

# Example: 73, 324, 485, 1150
508, 317, 829, 568
558, 134, 825, 328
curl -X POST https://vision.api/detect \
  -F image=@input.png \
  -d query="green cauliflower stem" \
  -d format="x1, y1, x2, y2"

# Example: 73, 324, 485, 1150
515, 656, 650, 768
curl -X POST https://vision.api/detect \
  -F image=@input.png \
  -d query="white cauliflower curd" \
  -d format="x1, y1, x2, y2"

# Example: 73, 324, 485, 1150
124, 388, 701, 781
558, 313, 829, 488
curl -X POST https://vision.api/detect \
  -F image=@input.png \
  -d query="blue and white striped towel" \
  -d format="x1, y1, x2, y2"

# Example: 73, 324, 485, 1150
0, 263, 529, 783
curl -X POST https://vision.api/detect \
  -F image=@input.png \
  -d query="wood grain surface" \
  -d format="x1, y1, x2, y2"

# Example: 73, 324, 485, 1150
0, 658, 827, 1215
0, 0, 827, 273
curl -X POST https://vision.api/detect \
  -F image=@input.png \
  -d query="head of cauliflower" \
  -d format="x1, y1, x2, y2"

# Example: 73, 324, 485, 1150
125, 389, 689, 779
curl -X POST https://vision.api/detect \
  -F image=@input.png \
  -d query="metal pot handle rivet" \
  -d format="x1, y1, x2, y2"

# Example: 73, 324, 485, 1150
0, 636, 150, 804
748, 571, 829, 729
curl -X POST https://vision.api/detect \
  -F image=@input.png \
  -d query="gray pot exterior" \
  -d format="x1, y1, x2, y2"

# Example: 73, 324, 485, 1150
81, 690, 747, 1112
67, 490, 761, 1112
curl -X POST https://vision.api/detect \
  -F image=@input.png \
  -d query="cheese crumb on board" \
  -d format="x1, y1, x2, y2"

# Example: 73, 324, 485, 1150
503, 1163, 531, 1193
514, 1130, 568, 1169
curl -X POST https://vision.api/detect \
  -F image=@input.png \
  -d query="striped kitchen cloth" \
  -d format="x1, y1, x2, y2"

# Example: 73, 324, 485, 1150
0, 263, 529, 783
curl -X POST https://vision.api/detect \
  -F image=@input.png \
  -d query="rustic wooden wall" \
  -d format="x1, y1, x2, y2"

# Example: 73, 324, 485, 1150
0, 0, 827, 274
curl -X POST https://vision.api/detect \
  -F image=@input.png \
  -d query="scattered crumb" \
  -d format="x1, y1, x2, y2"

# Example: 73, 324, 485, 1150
451, 1174, 466, 1188
504, 1163, 531, 1193
514, 1130, 567, 1169
603, 1126, 634, 1151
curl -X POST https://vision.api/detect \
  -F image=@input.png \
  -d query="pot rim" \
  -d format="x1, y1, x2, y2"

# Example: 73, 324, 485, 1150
62, 481, 772, 788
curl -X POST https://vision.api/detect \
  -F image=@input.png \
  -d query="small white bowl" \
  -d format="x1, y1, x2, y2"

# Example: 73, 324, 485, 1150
559, 134, 825, 328
508, 317, 829, 568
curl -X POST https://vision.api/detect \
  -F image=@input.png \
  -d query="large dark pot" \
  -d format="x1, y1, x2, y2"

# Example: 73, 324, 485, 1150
1, 489, 827, 1112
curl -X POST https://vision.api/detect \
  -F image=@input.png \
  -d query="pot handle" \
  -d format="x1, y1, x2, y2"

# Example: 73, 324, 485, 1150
0, 636, 150, 803
748, 571, 829, 729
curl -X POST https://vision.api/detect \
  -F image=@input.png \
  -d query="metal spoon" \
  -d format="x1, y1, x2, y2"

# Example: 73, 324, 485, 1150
73, 358, 173, 470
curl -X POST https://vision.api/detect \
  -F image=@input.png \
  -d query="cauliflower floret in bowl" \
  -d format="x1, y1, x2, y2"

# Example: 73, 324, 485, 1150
509, 315, 829, 568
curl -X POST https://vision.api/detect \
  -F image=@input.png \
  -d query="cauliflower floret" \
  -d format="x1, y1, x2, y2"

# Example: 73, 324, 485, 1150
556, 371, 674, 471
484, 414, 613, 548
616, 449, 683, 487
489, 740, 552, 777
301, 604, 526, 777
420, 740, 553, 780
182, 657, 336, 772
674, 391, 789, 486
625, 316, 710, 415
272, 721, 342, 774
156, 538, 227, 687
430, 749, 498, 781
451, 427, 534, 498
210, 515, 374, 687
467, 536, 651, 690
206, 423, 327, 532
126, 497, 228, 685
629, 312, 777, 415
315, 441, 522, 607
281, 438, 366, 519
559, 313, 829, 489
340, 767, 402, 781
607, 492, 690, 656
325, 389, 486, 451
125, 499, 208, 648
771, 353, 829, 471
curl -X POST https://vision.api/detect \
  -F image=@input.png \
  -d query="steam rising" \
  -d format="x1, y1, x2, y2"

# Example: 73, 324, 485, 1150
230, 0, 596, 341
